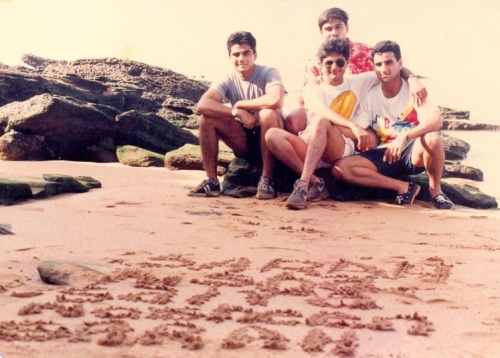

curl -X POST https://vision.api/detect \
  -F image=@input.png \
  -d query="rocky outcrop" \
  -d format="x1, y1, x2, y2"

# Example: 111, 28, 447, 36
442, 120, 500, 131
0, 173, 101, 205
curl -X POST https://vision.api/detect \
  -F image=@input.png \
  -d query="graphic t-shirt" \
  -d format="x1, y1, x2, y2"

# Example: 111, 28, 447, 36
304, 39, 374, 86
302, 71, 378, 127
353, 80, 440, 147
210, 64, 283, 106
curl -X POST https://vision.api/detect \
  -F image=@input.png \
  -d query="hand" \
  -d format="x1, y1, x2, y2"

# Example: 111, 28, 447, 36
351, 125, 370, 152
238, 110, 258, 129
408, 77, 427, 107
383, 135, 407, 164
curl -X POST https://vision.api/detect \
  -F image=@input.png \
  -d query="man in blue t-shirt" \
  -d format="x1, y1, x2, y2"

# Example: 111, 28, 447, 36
187, 31, 285, 199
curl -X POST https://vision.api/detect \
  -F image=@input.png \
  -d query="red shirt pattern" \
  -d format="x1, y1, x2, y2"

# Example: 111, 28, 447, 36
304, 39, 374, 85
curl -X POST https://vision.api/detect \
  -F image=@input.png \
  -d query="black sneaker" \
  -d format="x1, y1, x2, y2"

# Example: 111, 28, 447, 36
432, 193, 455, 210
285, 180, 308, 210
187, 178, 221, 197
395, 182, 420, 205
255, 177, 277, 200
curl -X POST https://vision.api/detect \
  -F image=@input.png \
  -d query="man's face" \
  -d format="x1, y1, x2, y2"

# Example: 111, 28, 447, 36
373, 52, 402, 83
320, 19, 349, 40
321, 52, 348, 85
229, 44, 256, 76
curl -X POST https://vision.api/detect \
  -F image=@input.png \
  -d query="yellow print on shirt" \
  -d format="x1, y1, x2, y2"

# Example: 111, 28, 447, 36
329, 90, 357, 120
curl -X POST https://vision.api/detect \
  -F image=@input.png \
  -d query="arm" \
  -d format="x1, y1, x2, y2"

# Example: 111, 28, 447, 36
233, 83, 285, 111
400, 67, 427, 106
384, 106, 442, 164
195, 89, 232, 118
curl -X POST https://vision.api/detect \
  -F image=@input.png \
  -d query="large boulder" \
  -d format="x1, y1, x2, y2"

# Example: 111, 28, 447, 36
0, 93, 119, 160
115, 110, 199, 154
0, 131, 55, 160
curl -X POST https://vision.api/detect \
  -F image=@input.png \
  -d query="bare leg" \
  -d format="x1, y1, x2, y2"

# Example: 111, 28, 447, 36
411, 132, 445, 198
198, 115, 247, 181
284, 107, 307, 135
265, 128, 307, 175
259, 109, 285, 179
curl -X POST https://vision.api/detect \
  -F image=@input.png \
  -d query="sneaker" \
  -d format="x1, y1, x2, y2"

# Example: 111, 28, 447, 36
187, 177, 221, 197
432, 193, 455, 210
306, 178, 330, 202
285, 180, 308, 210
395, 182, 420, 205
256, 177, 277, 200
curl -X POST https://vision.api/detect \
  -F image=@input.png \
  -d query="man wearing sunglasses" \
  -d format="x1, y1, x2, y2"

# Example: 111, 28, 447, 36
187, 31, 285, 199
332, 41, 454, 210
266, 37, 423, 210
285, 7, 427, 136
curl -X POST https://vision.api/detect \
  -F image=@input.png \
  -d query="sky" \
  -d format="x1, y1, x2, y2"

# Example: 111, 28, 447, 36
1, 0, 500, 123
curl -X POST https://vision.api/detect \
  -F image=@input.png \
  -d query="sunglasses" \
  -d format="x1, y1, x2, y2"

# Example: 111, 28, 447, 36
323, 58, 346, 69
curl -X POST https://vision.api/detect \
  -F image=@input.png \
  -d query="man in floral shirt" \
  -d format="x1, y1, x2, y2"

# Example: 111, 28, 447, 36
286, 7, 426, 134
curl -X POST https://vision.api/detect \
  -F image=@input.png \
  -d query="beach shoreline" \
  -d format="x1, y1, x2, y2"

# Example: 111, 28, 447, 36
1, 160, 499, 357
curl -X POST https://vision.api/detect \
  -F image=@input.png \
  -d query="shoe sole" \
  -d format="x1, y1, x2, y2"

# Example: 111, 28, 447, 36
255, 193, 277, 200
187, 191, 221, 197
286, 202, 307, 210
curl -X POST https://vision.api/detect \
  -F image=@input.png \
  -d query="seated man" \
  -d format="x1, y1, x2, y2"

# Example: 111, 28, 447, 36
187, 31, 285, 199
285, 7, 427, 135
266, 37, 425, 210
332, 40, 454, 210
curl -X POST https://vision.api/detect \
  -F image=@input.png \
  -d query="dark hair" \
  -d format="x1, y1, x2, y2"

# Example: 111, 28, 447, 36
317, 37, 350, 62
371, 40, 402, 61
318, 7, 349, 30
226, 31, 257, 54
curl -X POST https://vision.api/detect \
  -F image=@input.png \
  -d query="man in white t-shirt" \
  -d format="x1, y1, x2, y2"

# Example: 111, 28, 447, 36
187, 31, 285, 200
266, 37, 380, 210
332, 40, 454, 209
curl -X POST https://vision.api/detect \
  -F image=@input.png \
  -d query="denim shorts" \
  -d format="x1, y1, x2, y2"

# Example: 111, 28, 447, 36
359, 139, 425, 178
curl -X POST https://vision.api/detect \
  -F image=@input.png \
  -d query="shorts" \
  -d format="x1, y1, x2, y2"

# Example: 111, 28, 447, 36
243, 125, 262, 164
359, 139, 425, 178
298, 128, 355, 169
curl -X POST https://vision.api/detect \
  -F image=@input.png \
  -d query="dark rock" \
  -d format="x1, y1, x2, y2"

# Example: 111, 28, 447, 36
443, 163, 483, 181
0, 131, 55, 160
115, 110, 199, 154
439, 106, 470, 120
0, 173, 101, 204
442, 133, 471, 160
116, 145, 165, 167
442, 120, 500, 131
0, 93, 118, 160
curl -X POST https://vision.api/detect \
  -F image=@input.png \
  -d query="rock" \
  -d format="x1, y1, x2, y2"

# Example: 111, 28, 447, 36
36, 260, 107, 286
115, 110, 199, 154
441, 133, 471, 160
442, 120, 500, 131
443, 163, 483, 181
0, 93, 119, 160
116, 145, 165, 167
164, 143, 232, 176
0, 173, 101, 204
0, 131, 55, 160
439, 106, 470, 120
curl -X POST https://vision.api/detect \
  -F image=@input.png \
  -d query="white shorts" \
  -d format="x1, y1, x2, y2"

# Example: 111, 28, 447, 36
298, 127, 355, 169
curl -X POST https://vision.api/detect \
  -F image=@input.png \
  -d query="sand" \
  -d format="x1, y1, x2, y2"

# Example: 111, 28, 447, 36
1, 160, 500, 357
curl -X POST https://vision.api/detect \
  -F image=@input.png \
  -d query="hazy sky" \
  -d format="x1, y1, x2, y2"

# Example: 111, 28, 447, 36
1, 0, 499, 122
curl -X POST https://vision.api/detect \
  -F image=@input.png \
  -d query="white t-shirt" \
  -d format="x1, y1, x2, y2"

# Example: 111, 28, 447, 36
353, 80, 440, 147
302, 71, 378, 127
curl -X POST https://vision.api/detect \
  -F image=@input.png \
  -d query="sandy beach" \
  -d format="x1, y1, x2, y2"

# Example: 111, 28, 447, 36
0, 160, 499, 357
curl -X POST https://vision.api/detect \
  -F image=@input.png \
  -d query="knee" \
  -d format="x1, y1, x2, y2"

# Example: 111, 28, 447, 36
421, 131, 442, 152
265, 128, 282, 148
332, 159, 352, 181
284, 108, 307, 134
259, 109, 281, 127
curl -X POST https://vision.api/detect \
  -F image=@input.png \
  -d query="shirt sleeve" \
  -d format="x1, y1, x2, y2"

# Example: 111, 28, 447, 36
264, 67, 284, 91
